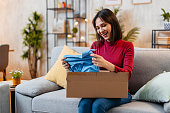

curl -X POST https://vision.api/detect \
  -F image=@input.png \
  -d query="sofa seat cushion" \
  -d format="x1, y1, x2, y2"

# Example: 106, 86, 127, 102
32, 89, 81, 113
32, 89, 164, 113
108, 101, 164, 113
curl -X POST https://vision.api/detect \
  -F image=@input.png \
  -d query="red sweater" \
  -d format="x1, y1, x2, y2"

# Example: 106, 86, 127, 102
90, 39, 134, 79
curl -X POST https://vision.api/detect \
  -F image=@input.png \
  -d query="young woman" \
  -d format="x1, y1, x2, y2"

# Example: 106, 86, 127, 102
62, 8, 134, 113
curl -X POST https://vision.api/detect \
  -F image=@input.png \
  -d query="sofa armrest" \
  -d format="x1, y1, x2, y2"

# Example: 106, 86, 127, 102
164, 102, 170, 113
15, 76, 61, 97
0, 83, 10, 113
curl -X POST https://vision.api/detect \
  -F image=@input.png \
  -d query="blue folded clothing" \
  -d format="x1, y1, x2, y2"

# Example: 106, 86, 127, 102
64, 49, 99, 72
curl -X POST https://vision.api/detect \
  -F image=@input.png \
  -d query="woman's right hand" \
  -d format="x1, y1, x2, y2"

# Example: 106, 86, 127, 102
61, 57, 70, 69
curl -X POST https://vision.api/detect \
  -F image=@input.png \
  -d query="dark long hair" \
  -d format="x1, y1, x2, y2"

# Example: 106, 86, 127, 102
92, 8, 122, 48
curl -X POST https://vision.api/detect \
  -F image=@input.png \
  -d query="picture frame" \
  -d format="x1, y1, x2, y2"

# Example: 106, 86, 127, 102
132, 0, 152, 5
105, 0, 122, 6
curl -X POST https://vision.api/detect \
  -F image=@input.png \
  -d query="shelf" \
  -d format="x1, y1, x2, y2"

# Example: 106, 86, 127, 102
48, 33, 72, 35
67, 41, 86, 43
46, 0, 87, 71
152, 29, 170, 31
74, 41, 86, 43
47, 8, 74, 11
153, 44, 170, 46
152, 29, 170, 48
67, 17, 86, 20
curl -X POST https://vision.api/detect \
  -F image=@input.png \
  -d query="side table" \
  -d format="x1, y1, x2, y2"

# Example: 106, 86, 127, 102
152, 29, 170, 48
0, 80, 27, 113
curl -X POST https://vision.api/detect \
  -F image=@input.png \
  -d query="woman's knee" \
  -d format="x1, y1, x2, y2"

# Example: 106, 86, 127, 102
78, 98, 93, 113
92, 101, 105, 113
79, 100, 90, 108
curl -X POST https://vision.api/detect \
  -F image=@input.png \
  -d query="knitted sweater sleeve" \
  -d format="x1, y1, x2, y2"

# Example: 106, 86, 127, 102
115, 42, 134, 79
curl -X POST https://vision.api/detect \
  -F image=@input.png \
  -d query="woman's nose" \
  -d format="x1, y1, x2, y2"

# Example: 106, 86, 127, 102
99, 27, 104, 33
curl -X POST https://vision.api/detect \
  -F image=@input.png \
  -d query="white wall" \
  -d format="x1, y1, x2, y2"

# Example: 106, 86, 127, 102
0, 0, 169, 79
0, 0, 46, 79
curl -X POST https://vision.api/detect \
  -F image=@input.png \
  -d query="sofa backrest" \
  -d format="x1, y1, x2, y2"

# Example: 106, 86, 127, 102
129, 48, 170, 94
51, 47, 170, 94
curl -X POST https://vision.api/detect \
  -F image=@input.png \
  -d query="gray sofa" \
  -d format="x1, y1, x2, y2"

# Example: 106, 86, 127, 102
15, 47, 170, 113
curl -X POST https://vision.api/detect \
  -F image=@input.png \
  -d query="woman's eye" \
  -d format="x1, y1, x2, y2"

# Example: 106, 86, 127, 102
101, 24, 106, 27
96, 27, 100, 30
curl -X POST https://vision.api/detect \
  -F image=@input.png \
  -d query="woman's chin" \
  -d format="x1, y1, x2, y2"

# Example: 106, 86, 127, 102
103, 37, 109, 40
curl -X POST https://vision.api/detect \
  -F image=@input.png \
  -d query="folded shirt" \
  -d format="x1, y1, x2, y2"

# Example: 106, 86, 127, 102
64, 49, 99, 72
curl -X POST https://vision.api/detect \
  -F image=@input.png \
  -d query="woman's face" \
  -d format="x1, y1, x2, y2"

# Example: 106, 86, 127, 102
95, 17, 112, 41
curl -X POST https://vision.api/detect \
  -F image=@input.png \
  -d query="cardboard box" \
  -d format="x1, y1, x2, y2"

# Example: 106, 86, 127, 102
66, 72, 128, 98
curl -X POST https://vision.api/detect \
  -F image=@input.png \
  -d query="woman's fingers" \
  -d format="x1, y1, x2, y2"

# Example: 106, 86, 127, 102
92, 57, 97, 61
91, 54, 106, 67
61, 57, 70, 69
61, 57, 66, 61
62, 60, 67, 65
91, 54, 101, 62
63, 61, 69, 67
90, 54, 101, 58
63, 62, 70, 69
63, 64, 69, 69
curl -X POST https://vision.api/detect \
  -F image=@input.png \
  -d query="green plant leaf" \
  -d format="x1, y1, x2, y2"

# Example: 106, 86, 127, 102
96, 7, 104, 12
21, 51, 28, 59
123, 27, 140, 42
161, 8, 170, 22
113, 7, 120, 16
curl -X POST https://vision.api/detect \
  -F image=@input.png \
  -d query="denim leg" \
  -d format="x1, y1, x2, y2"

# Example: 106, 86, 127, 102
92, 93, 132, 113
78, 98, 95, 113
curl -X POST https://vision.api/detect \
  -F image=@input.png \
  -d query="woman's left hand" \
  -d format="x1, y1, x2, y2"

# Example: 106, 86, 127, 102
90, 54, 106, 67
90, 54, 115, 72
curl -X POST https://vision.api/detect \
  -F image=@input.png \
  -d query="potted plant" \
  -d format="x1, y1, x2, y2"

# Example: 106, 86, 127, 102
161, 8, 170, 30
21, 11, 44, 79
9, 70, 23, 86
72, 27, 78, 42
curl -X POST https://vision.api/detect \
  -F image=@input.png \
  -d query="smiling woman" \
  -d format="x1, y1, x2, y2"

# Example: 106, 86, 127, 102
62, 8, 134, 113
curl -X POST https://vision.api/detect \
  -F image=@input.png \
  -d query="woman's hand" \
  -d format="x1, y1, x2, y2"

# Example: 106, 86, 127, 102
90, 54, 115, 72
61, 58, 70, 69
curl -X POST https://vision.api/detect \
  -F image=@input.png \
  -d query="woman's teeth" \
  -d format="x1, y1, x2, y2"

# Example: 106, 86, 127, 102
103, 32, 107, 37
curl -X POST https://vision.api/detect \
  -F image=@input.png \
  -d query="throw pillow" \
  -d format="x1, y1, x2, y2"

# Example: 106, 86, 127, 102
133, 72, 170, 103
44, 45, 80, 88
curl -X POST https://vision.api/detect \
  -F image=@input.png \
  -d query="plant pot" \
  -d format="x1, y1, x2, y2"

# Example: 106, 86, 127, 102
12, 77, 21, 86
164, 22, 170, 30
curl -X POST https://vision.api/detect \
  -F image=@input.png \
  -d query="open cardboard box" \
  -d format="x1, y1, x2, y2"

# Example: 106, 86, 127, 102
66, 72, 128, 98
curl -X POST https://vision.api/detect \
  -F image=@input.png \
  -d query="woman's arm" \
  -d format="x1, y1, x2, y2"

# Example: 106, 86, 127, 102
114, 43, 134, 79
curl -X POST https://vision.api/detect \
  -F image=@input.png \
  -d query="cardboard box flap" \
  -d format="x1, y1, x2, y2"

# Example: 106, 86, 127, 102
67, 72, 128, 82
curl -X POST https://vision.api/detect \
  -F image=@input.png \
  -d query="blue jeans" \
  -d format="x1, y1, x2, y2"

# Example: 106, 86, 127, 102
78, 93, 132, 113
